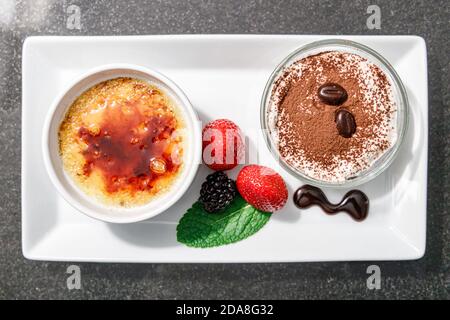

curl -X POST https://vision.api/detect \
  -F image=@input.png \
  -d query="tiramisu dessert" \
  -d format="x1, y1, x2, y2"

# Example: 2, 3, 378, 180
59, 77, 185, 207
267, 50, 397, 183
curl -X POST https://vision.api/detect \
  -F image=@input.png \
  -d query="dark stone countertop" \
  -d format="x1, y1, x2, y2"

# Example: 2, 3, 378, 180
0, 0, 448, 299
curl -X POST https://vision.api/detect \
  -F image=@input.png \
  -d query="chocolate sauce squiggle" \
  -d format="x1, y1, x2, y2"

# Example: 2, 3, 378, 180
293, 185, 369, 222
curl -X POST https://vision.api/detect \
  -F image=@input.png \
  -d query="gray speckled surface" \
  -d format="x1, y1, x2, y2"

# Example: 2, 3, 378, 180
0, 0, 449, 299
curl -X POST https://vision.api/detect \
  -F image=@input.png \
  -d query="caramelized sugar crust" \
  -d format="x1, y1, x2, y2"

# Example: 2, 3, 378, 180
59, 77, 185, 207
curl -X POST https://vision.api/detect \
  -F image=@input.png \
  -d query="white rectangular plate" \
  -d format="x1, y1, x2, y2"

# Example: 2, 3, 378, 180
22, 35, 428, 262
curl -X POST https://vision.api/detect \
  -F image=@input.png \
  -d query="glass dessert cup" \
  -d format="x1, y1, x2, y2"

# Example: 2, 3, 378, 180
261, 39, 409, 188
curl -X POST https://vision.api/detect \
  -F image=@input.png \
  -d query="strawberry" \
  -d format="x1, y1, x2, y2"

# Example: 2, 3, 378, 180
236, 165, 288, 212
202, 119, 245, 171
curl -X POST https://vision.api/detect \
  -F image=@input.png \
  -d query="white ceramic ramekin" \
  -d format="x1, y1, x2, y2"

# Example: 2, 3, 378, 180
42, 64, 201, 223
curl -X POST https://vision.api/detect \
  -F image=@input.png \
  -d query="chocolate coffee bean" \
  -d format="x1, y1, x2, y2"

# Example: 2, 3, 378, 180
318, 83, 348, 105
335, 109, 356, 138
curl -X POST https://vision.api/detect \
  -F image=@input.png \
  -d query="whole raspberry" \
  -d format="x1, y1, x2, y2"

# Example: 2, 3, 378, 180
202, 119, 245, 171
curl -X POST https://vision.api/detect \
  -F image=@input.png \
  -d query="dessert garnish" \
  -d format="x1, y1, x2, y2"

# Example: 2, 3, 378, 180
177, 195, 271, 248
318, 83, 348, 105
202, 119, 245, 171
177, 137, 288, 248
177, 171, 270, 248
199, 171, 237, 213
237, 165, 288, 213
335, 109, 356, 138
293, 185, 369, 221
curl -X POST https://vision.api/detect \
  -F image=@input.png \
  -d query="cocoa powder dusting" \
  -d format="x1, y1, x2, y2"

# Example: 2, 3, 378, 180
268, 51, 397, 182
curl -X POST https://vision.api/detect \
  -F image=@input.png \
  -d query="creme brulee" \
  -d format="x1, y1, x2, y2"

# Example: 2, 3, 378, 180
59, 77, 185, 207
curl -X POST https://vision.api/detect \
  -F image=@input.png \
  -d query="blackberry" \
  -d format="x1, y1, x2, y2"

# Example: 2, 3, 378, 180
199, 171, 237, 213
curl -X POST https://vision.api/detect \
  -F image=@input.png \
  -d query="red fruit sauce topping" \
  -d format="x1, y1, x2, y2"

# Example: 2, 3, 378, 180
78, 100, 180, 194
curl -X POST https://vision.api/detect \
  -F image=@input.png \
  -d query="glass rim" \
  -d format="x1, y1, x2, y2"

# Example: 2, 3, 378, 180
260, 39, 409, 188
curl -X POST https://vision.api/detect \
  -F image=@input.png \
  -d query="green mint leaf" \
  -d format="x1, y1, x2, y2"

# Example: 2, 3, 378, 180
176, 195, 271, 248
